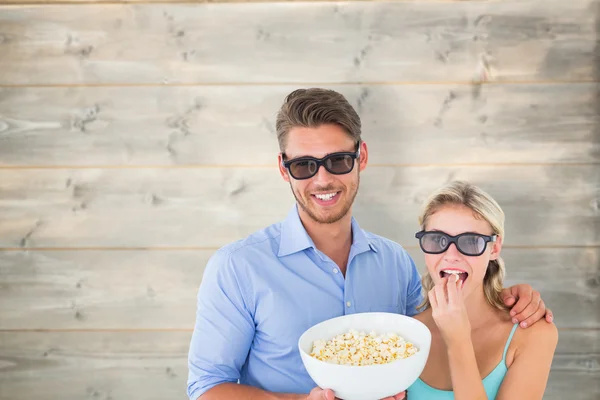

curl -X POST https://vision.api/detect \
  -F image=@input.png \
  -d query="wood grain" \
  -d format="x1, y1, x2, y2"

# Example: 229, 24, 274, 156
1, 247, 597, 329
0, 331, 191, 400
546, 358, 600, 400
0, 166, 598, 248
1, 0, 598, 399
0, 249, 205, 329
0, 0, 502, 4
1, 83, 599, 166
0, 330, 597, 400
0, 0, 597, 84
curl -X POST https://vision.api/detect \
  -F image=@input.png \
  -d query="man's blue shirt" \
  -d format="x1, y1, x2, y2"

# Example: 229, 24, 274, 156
187, 205, 423, 399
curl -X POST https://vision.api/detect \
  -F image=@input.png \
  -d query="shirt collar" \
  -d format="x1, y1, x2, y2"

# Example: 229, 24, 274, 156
351, 216, 378, 254
277, 205, 377, 257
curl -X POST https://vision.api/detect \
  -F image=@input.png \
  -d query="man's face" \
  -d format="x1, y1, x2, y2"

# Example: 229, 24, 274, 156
277, 124, 368, 224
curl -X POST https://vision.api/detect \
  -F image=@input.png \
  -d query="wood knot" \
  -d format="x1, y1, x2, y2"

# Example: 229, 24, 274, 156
147, 286, 156, 298
165, 367, 177, 378
227, 180, 246, 197
586, 274, 600, 288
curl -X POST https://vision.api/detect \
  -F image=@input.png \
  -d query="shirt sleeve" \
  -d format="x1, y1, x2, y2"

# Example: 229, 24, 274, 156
404, 252, 424, 317
187, 249, 255, 400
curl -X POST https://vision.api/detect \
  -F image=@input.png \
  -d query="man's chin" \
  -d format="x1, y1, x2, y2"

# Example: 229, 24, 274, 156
314, 214, 345, 224
307, 206, 349, 224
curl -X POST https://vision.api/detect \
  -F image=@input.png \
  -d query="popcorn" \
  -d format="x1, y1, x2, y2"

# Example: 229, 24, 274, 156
309, 329, 418, 366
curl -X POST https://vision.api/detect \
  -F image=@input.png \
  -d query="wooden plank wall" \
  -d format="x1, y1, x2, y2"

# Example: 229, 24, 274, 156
0, 1, 599, 399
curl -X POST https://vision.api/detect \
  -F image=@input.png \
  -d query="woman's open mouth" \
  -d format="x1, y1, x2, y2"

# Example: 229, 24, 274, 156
440, 269, 469, 282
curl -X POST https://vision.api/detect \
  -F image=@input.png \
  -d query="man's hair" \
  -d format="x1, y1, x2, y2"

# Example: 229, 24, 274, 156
275, 88, 362, 152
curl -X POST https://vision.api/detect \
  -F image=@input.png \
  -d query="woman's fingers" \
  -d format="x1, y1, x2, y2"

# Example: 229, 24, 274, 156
428, 287, 438, 309
434, 277, 448, 306
446, 273, 460, 305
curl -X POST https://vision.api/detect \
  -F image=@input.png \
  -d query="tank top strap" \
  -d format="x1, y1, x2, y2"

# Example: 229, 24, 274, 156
502, 323, 519, 360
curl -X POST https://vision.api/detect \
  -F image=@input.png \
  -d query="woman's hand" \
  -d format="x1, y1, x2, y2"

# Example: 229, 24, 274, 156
429, 274, 471, 347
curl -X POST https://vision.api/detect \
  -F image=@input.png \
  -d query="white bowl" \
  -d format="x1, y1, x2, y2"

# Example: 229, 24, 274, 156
298, 312, 431, 400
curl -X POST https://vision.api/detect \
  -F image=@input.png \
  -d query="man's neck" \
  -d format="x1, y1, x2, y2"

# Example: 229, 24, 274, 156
298, 207, 353, 274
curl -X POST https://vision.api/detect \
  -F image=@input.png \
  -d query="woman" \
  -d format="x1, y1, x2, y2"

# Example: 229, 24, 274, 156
406, 181, 557, 399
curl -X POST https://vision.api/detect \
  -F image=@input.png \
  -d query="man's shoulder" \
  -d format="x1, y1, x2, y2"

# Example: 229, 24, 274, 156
211, 221, 283, 262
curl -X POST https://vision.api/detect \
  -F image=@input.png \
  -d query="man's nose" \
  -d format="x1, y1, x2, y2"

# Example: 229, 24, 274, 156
312, 163, 334, 183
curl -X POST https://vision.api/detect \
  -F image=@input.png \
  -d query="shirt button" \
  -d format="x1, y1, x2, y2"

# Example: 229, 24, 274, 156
346, 301, 352, 307
333, 268, 339, 274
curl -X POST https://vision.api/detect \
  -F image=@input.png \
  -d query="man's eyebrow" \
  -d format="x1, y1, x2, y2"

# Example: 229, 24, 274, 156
285, 148, 356, 159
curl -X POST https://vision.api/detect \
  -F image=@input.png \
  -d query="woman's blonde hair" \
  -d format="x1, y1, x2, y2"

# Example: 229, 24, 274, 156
417, 181, 509, 312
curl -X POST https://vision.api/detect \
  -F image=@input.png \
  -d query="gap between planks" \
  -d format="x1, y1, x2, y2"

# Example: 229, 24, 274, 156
0, 327, 596, 333
0, 0, 493, 4
1, 245, 599, 251
0, 80, 598, 88
2, 163, 600, 170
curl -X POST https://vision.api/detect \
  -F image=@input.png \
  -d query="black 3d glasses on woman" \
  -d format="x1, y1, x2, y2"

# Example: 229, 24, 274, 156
282, 145, 360, 180
415, 231, 497, 257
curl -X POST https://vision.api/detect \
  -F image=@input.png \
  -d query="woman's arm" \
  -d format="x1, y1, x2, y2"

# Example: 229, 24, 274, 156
446, 338, 487, 400
429, 275, 488, 400
496, 322, 558, 399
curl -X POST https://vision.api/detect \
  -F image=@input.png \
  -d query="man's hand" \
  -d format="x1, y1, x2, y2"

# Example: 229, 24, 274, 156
501, 284, 554, 328
306, 388, 405, 400
306, 388, 335, 400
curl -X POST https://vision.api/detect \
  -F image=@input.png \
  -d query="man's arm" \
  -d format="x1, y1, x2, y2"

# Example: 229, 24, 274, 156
403, 252, 424, 317
187, 249, 258, 399
200, 384, 405, 400
199, 383, 302, 400
500, 284, 554, 328
199, 383, 312, 400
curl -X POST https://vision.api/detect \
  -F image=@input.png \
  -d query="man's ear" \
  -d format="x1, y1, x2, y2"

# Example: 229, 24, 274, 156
358, 140, 369, 172
490, 235, 503, 260
278, 153, 290, 183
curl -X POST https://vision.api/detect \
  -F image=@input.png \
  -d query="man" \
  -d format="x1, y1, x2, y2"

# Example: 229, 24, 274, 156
187, 88, 553, 400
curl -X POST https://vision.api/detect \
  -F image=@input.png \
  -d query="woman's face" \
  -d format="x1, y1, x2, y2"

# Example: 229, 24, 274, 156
423, 204, 502, 298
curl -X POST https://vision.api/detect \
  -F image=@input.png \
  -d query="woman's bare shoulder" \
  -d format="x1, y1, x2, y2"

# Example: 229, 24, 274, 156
517, 320, 558, 344
509, 320, 558, 365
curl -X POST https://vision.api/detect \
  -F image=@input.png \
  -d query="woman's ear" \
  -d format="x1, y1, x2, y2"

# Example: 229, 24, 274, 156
490, 235, 503, 260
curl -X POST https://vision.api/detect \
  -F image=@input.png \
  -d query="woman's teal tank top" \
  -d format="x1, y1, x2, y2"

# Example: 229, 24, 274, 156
406, 324, 518, 399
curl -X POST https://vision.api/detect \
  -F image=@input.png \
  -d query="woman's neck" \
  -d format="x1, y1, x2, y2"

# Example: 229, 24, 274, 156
464, 286, 505, 330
